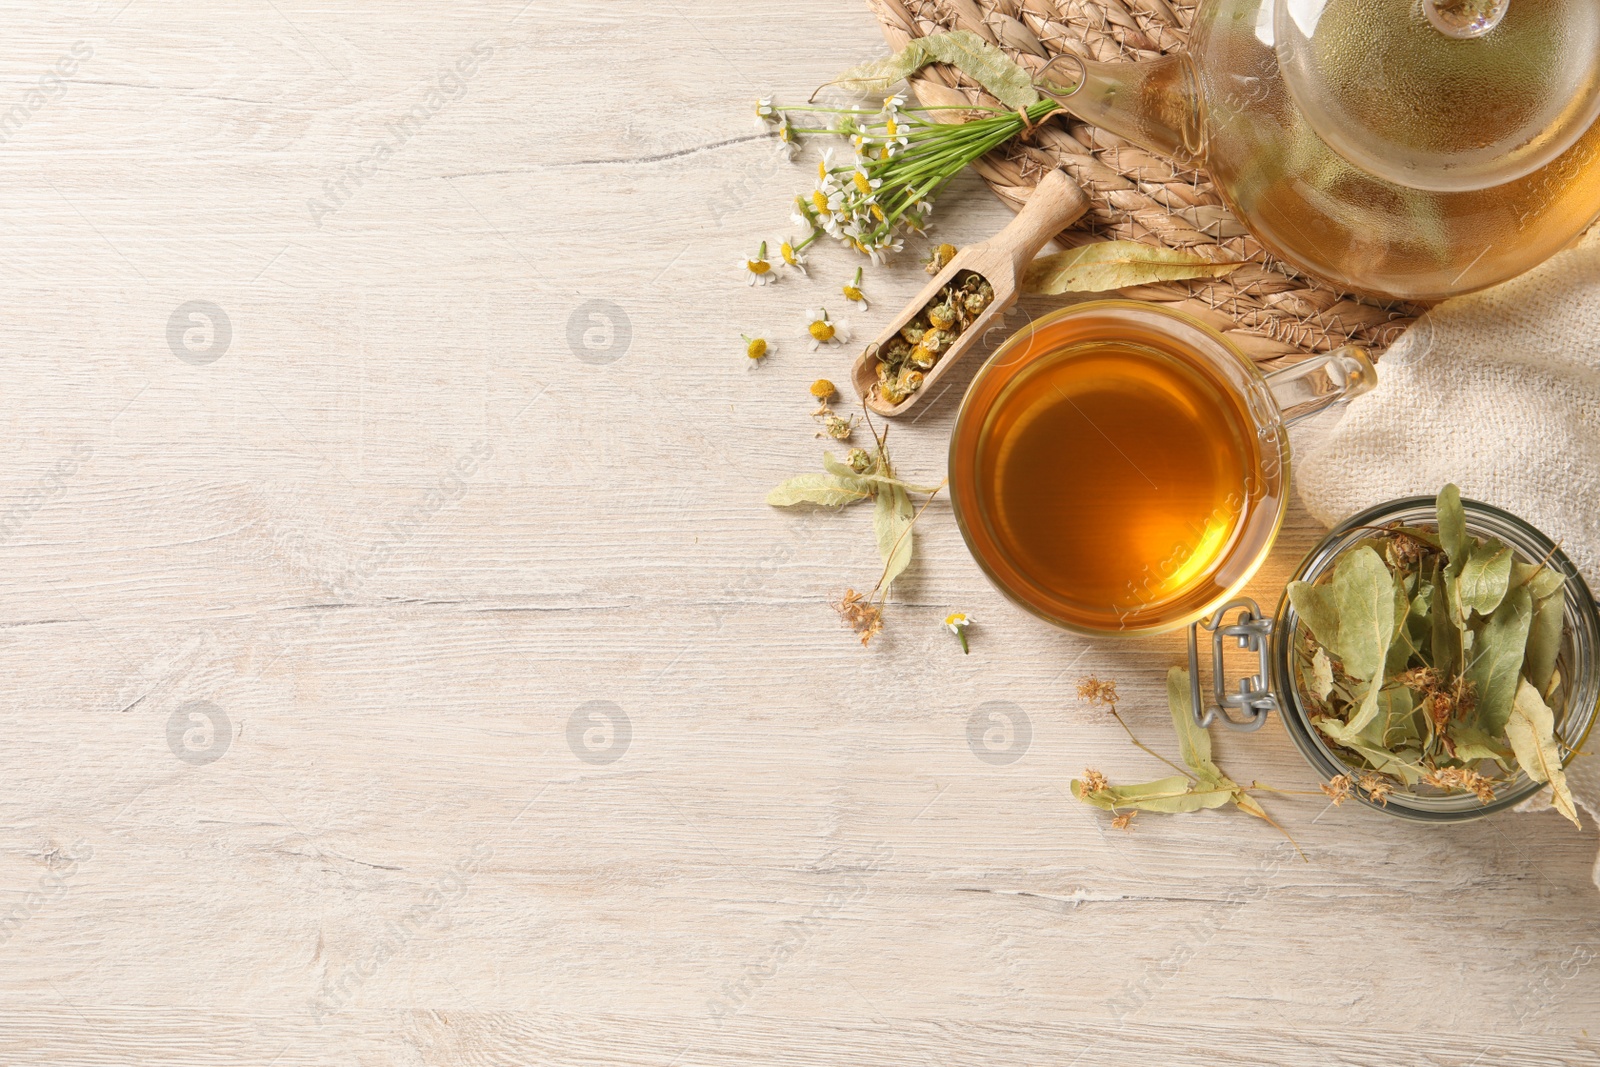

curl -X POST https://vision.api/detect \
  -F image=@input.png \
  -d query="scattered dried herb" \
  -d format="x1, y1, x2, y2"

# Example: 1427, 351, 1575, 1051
1290, 484, 1580, 826
808, 379, 857, 441
865, 268, 995, 405
766, 420, 945, 644
1022, 240, 1245, 295
1070, 674, 1301, 855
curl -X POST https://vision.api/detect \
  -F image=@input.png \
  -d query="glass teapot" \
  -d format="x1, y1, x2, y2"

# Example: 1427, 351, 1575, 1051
1036, 0, 1600, 302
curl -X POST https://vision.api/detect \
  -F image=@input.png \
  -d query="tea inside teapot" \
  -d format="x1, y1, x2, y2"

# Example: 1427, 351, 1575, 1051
1038, 0, 1600, 301
1275, 0, 1600, 192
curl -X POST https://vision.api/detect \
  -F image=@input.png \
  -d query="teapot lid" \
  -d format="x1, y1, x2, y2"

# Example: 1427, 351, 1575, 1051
1273, 0, 1600, 191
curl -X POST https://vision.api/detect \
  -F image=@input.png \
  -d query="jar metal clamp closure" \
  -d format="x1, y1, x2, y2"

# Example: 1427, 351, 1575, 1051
1187, 598, 1276, 731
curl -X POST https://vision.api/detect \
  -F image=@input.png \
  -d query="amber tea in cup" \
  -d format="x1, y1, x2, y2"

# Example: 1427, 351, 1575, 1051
949, 301, 1375, 635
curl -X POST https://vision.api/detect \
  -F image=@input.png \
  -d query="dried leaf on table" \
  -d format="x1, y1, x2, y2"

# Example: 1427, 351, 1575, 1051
874, 483, 914, 590
766, 472, 871, 508
829, 30, 1040, 109
1022, 241, 1244, 295
1071, 774, 1233, 814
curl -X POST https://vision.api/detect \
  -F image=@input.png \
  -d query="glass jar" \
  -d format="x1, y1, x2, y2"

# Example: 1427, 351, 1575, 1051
1191, 496, 1600, 821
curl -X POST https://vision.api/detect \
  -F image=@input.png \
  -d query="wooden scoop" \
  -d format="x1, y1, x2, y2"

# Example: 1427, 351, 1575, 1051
851, 168, 1091, 418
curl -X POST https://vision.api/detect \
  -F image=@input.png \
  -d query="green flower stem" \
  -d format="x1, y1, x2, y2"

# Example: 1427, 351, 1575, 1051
780, 95, 1063, 255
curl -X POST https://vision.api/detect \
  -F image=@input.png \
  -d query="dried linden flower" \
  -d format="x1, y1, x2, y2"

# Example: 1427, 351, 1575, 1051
833, 588, 884, 646
1077, 678, 1120, 707
1359, 773, 1394, 807
1082, 768, 1110, 794
1320, 774, 1352, 806
1423, 766, 1498, 804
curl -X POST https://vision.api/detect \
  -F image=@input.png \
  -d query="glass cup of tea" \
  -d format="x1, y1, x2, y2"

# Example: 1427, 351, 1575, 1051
948, 300, 1377, 636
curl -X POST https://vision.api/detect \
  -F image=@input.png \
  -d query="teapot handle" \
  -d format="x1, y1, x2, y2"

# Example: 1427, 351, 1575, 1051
1264, 346, 1377, 426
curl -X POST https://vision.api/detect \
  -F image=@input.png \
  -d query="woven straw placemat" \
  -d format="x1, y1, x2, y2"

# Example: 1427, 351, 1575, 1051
862, 0, 1423, 362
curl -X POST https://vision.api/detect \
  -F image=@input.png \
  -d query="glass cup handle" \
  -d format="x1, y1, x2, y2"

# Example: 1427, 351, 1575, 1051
1187, 598, 1278, 731
1264, 345, 1377, 426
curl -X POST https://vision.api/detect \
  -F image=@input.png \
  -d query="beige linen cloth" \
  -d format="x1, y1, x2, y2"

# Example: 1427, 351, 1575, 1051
1297, 228, 1600, 878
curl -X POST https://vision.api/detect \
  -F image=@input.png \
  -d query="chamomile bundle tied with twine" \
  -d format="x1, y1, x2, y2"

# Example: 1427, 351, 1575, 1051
1296, 227, 1600, 882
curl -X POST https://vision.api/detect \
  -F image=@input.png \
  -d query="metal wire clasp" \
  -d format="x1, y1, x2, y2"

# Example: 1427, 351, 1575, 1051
1186, 597, 1277, 732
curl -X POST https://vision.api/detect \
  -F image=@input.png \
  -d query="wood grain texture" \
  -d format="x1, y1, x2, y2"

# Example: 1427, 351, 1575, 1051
0, 1, 1596, 1064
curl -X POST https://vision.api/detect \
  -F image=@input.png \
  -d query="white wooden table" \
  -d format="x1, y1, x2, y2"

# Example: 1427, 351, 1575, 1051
2, 2, 1597, 1063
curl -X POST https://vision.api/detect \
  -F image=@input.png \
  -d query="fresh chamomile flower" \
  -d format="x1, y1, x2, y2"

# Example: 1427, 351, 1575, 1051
842, 266, 868, 307
849, 165, 883, 199
810, 378, 836, 400
774, 115, 798, 156
882, 116, 910, 157
944, 612, 973, 654
826, 185, 853, 218
882, 92, 906, 116
800, 308, 848, 351
865, 236, 903, 266
904, 198, 933, 231
810, 163, 841, 222
742, 241, 776, 286
742, 334, 771, 363
779, 238, 808, 276
791, 195, 818, 234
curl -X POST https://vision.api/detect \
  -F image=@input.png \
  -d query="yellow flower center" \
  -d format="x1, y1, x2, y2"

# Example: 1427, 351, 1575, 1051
746, 338, 767, 360
870, 204, 886, 223
779, 124, 793, 142
817, 159, 827, 183
812, 190, 830, 215
852, 172, 873, 195
809, 320, 835, 343
747, 259, 771, 274
810, 378, 835, 398
780, 243, 797, 265
843, 286, 862, 302
886, 119, 898, 137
